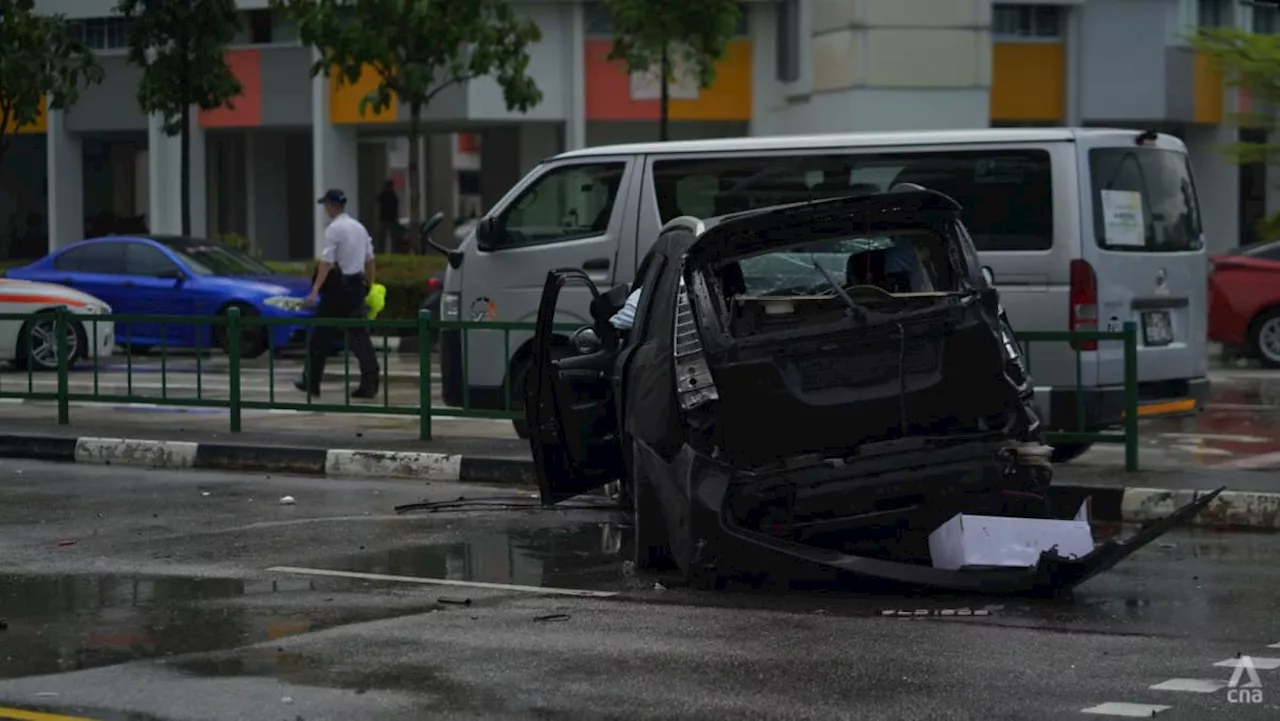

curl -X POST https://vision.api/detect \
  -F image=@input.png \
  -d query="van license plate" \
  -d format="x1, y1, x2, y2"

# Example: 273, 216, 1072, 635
1143, 311, 1173, 346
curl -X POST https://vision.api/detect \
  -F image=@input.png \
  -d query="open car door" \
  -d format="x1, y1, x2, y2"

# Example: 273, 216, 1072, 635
525, 269, 628, 505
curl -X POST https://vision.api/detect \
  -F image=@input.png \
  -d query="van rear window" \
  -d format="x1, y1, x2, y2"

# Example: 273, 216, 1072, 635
652, 149, 1054, 251
1089, 148, 1203, 253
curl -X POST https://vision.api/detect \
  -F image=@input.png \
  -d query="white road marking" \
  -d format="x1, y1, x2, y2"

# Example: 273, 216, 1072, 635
1215, 451, 1280, 470
1159, 432, 1270, 443
1149, 678, 1227, 693
1268, 642, 1280, 649
266, 566, 619, 598
1213, 656, 1280, 670
1080, 702, 1171, 717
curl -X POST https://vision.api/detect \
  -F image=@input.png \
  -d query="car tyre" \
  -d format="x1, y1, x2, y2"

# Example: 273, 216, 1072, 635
17, 313, 86, 372
1248, 308, 1280, 369
214, 303, 268, 359
1049, 443, 1093, 464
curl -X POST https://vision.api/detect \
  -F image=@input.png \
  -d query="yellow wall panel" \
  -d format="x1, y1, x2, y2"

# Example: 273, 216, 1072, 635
2, 95, 47, 134
1193, 51, 1223, 124
990, 43, 1064, 123
329, 65, 397, 124
668, 41, 753, 121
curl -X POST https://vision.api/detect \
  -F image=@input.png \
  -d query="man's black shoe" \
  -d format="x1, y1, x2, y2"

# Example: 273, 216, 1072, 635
352, 383, 379, 399
294, 379, 321, 396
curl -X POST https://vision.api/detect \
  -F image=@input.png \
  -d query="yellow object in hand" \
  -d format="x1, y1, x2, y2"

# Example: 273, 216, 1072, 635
366, 283, 387, 320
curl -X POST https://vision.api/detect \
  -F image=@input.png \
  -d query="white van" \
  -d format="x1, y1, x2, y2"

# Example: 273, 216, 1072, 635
437, 128, 1209, 460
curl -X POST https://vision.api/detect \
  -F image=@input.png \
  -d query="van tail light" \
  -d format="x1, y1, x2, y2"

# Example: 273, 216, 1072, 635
427, 276, 443, 291
1069, 259, 1098, 351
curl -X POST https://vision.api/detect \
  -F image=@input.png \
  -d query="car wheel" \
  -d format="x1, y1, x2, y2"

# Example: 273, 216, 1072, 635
1049, 443, 1094, 464
18, 313, 86, 372
214, 303, 268, 359
1249, 308, 1280, 369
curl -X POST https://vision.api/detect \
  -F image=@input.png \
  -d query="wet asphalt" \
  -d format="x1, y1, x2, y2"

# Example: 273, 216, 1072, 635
0, 459, 1278, 720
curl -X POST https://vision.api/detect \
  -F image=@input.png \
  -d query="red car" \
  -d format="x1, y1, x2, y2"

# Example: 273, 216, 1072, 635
1209, 239, 1280, 367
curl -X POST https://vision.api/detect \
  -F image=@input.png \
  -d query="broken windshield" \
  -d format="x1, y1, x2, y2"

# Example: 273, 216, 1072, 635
731, 231, 959, 297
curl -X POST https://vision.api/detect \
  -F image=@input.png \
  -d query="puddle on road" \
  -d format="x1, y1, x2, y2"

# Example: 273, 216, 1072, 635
0, 573, 435, 680
315, 521, 635, 593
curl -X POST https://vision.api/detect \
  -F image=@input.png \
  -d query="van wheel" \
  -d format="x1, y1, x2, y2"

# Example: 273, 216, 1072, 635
1049, 443, 1093, 464
1249, 308, 1280, 368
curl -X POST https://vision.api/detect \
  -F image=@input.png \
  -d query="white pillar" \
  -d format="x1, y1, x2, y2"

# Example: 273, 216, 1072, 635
311, 56, 359, 257
564, 0, 586, 151
147, 110, 207, 236
46, 110, 84, 251
1186, 122, 1240, 254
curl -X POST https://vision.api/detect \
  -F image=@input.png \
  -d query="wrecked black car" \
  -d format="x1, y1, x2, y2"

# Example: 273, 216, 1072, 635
524, 187, 1219, 595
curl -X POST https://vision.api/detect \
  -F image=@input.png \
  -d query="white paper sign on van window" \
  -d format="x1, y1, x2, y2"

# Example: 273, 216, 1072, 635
1100, 190, 1145, 247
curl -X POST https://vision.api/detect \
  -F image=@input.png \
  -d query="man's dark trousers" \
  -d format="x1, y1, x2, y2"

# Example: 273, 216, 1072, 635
303, 273, 379, 394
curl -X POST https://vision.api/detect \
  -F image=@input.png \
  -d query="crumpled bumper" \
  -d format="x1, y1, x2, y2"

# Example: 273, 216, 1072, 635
635, 440, 1224, 596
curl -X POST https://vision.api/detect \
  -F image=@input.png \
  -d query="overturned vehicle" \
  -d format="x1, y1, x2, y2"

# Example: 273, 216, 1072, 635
524, 188, 1220, 595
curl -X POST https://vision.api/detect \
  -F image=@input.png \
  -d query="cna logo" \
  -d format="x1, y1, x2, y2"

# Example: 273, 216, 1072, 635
1227, 655, 1264, 704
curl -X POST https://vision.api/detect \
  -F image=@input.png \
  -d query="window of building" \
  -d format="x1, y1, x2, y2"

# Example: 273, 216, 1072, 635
1198, 0, 1232, 27
1254, 3, 1280, 33
776, 0, 801, 83
66, 17, 132, 51
585, 2, 750, 36
246, 9, 273, 43
651, 150, 1055, 251
992, 4, 1063, 39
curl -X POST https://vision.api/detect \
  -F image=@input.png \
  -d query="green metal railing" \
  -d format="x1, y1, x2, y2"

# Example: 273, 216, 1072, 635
0, 309, 1142, 470
1016, 322, 1140, 472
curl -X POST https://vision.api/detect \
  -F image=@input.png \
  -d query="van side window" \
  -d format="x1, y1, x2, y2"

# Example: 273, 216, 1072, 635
494, 162, 626, 249
652, 150, 1054, 251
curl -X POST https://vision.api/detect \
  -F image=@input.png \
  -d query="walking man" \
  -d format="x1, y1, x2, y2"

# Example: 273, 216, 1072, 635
296, 189, 380, 398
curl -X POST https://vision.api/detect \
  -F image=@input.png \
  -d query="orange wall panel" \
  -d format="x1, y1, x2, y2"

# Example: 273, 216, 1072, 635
990, 43, 1065, 123
2, 95, 47, 134
585, 39, 752, 121
330, 64, 397, 123
1193, 51, 1224, 124
200, 49, 262, 128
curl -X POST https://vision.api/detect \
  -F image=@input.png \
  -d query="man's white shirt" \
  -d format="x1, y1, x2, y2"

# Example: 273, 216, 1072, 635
321, 213, 374, 274
610, 288, 642, 329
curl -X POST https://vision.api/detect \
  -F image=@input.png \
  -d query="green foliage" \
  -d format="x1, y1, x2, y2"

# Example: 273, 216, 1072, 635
0, 0, 104, 168
1191, 29, 1280, 166
115, 0, 244, 135
265, 253, 447, 326
272, 0, 542, 248
603, 0, 740, 138
1256, 212, 1280, 242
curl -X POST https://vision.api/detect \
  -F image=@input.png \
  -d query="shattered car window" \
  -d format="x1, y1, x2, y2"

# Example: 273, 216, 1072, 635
733, 232, 954, 297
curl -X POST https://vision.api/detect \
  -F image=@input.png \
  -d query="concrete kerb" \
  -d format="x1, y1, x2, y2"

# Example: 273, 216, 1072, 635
1, 433, 1275, 530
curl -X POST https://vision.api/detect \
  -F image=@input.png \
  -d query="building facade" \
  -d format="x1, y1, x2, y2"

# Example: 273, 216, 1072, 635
0, 0, 1265, 262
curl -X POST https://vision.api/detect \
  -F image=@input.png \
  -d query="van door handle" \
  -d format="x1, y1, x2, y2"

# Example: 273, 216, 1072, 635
582, 258, 610, 271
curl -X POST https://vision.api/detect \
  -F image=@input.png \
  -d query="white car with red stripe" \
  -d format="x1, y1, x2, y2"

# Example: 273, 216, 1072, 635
0, 278, 114, 371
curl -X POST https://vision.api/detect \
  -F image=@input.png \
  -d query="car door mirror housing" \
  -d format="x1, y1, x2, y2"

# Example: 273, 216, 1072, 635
475, 217, 501, 252
157, 268, 185, 282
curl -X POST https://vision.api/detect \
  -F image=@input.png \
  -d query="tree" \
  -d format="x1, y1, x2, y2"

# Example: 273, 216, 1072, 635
0, 0, 104, 170
273, 0, 543, 251
604, 0, 741, 142
1191, 28, 1280, 238
116, 0, 243, 236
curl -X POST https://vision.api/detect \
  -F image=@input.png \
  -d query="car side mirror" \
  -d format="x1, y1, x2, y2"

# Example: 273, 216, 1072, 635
981, 266, 995, 285
157, 268, 185, 283
475, 216, 502, 252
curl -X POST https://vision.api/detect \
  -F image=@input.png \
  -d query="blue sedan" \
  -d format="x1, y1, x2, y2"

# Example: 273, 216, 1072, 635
6, 235, 313, 357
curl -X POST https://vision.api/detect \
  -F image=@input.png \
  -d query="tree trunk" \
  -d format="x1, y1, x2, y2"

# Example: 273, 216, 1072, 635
658, 46, 670, 142
408, 103, 422, 254
179, 103, 191, 236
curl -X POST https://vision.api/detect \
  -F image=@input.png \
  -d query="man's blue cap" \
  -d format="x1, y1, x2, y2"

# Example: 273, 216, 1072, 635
318, 188, 347, 205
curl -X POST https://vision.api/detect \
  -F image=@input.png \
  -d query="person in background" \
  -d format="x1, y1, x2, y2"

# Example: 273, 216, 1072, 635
376, 180, 400, 253
296, 189, 380, 398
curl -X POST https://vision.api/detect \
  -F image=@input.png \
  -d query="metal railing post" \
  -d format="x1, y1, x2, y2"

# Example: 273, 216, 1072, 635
55, 306, 69, 425
1122, 321, 1139, 472
419, 310, 432, 441
228, 308, 242, 433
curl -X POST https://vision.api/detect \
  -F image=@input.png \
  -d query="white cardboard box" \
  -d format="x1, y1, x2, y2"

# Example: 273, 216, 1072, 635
928, 503, 1095, 570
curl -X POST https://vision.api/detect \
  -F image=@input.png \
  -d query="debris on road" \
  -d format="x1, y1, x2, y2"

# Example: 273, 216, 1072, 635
437, 596, 471, 606
533, 613, 571, 623
55, 540, 76, 547
280, 495, 296, 505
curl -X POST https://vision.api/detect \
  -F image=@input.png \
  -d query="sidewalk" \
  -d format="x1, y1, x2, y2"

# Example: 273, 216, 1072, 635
0, 405, 1275, 530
